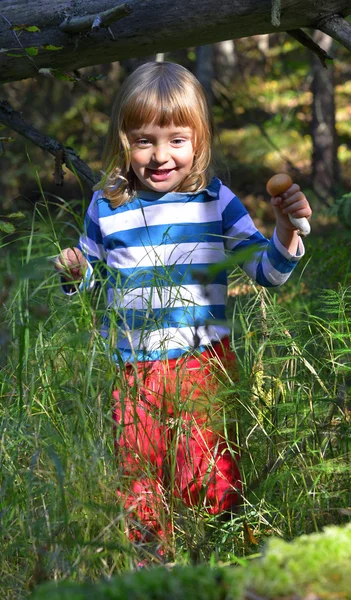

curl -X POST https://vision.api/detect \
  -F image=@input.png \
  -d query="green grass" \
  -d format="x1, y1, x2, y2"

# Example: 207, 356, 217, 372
29, 523, 351, 599
1, 193, 351, 599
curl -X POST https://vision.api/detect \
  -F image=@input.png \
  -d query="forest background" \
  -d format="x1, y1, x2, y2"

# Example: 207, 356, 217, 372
1, 28, 351, 599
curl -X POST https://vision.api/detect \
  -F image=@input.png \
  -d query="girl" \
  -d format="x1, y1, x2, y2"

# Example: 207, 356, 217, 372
55, 61, 312, 554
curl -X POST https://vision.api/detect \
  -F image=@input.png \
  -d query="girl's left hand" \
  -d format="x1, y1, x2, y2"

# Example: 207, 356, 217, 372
270, 183, 312, 231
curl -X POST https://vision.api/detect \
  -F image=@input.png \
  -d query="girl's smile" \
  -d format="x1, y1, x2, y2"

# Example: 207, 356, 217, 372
128, 123, 195, 193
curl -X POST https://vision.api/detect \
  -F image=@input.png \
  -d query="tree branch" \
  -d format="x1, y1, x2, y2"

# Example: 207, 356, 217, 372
1, 0, 351, 84
287, 28, 334, 67
59, 3, 132, 34
317, 14, 351, 52
0, 101, 98, 188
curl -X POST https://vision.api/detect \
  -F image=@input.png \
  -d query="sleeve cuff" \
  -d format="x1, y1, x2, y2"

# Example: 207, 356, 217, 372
273, 228, 305, 262
61, 261, 95, 295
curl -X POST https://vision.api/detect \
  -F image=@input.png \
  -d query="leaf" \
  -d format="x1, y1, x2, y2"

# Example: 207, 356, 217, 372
53, 71, 79, 82
6, 212, 25, 219
40, 68, 76, 81
11, 25, 40, 32
0, 220, 15, 234
25, 47, 39, 56
6, 53, 24, 57
42, 45, 64, 51
0, 137, 15, 143
243, 520, 259, 545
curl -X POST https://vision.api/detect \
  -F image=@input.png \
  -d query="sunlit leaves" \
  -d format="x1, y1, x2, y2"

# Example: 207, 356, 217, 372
10, 25, 40, 32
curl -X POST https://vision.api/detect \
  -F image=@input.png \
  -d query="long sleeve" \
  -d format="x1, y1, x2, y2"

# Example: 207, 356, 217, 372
62, 191, 106, 295
220, 184, 304, 287
78, 191, 106, 268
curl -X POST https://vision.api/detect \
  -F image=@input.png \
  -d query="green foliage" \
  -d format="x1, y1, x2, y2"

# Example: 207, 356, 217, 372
248, 523, 351, 598
31, 564, 243, 600
334, 193, 351, 229
11, 25, 40, 32
2, 35, 351, 213
25, 48, 39, 57
0, 210, 25, 233
30, 524, 351, 599
0, 189, 350, 600
1, 37, 351, 595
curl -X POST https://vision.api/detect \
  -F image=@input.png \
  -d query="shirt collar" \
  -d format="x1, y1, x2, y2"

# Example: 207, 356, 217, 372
136, 177, 221, 201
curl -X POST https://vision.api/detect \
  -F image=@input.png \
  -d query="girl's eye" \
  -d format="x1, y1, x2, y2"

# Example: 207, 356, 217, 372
136, 139, 151, 147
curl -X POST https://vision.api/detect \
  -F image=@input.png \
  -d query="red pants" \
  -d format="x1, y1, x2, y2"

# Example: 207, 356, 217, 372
112, 339, 241, 541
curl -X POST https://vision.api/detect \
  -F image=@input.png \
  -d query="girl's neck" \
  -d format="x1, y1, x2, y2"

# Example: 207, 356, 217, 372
136, 189, 169, 200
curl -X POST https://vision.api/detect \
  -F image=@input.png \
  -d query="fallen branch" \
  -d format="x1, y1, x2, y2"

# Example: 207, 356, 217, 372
0, 101, 98, 188
59, 3, 132, 34
317, 13, 351, 53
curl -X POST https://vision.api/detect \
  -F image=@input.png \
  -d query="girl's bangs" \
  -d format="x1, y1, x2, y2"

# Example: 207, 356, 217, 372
122, 87, 201, 132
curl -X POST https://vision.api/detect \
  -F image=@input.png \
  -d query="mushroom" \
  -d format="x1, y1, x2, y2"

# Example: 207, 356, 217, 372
266, 174, 311, 236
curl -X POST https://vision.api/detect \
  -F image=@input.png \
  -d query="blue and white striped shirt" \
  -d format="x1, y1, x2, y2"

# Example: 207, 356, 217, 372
77, 177, 304, 362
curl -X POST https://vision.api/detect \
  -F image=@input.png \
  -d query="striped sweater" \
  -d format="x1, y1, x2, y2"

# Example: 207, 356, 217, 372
76, 177, 304, 362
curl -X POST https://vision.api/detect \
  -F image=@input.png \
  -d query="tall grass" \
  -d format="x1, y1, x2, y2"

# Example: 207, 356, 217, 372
0, 193, 350, 598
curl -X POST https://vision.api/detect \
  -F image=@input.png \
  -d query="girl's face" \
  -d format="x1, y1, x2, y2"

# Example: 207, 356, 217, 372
127, 123, 195, 193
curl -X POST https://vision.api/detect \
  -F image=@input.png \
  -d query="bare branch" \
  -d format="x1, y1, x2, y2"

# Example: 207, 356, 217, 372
287, 28, 334, 67
317, 14, 351, 52
0, 101, 98, 188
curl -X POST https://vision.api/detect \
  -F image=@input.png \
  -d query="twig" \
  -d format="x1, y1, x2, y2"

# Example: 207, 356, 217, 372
0, 101, 98, 188
60, 3, 132, 34
287, 29, 333, 68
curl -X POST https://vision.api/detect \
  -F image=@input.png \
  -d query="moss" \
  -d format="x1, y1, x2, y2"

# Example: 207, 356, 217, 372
247, 523, 351, 598
30, 524, 351, 599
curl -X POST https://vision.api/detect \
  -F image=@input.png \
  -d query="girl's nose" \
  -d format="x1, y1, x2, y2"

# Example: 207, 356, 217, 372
152, 143, 170, 164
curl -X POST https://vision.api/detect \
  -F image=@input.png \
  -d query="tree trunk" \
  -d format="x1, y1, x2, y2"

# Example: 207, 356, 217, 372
195, 46, 214, 106
311, 32, 339, 202
213, 40, 236, 85
0, 0, 351, 84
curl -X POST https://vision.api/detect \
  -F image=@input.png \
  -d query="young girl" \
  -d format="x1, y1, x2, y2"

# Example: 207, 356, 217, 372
55, 61, 312, 553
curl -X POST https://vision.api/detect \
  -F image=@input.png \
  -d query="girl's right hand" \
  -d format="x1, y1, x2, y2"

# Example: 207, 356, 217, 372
54, 247, 87, 282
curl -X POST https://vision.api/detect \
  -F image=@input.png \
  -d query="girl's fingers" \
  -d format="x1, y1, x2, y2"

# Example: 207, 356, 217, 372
287, 206, 311, 218
282, 199, 307, 214
280, 190, 304, 205
54, 248, 87, 279
279, 192, 312, 218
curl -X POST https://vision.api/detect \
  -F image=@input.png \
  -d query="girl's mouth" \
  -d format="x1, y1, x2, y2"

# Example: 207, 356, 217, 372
148, 168, 174, 182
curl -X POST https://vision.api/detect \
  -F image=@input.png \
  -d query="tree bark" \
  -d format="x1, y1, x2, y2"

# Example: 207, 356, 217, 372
195, 46, 214, 106
311, 32, 339, 202
214, 40, 236, 85
0, 0, 351, 84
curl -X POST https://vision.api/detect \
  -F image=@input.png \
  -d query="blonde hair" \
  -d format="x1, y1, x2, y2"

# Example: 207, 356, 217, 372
96, 61, 213, 208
